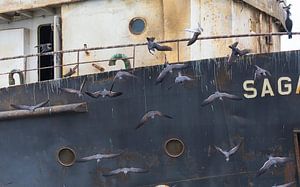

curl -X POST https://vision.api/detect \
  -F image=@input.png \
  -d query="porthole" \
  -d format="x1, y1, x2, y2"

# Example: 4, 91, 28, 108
57, 147, 76, 167
164, 138, 185, 158
129, 18, 146, 35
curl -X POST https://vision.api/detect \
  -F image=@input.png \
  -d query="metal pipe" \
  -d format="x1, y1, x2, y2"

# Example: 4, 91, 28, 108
0, 32, 299, 62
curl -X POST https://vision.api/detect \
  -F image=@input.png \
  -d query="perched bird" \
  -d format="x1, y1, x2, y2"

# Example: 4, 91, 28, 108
185, 22, 203, 46
256, 156, 293, 177
76, 152, 122, 164
109, 71, 137, 91
227, 42, 251, 70
147, 37, 172, 55
135, 110, 173, 130
283, 5, 293, 39
85, 88, 122, 98
10, 99, 49, 112
103, 167, 148, 176
60, 77, 87, 97
168, 72, 193, 89
63, 65, 79, 78
156, 58, 189, 85
254, 65, 271, 81
35, 43, 52, 53
272, 181, 295, 187
201, 91, 242, 106
215, 143, 241, 162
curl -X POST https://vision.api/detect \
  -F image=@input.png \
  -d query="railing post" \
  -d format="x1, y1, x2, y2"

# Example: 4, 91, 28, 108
76, 51, 80, 76
132, 46, 136, 69
177, 41, 180, 62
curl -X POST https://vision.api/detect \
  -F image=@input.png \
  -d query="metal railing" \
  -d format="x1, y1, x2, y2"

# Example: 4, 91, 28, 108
1, 31, 300, 85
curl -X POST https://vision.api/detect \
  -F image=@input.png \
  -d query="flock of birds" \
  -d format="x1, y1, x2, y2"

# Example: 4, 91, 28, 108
9, 2, 295, 186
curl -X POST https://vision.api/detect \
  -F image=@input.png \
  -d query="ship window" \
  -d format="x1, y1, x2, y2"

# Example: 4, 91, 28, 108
129, 18, 146, 35
164, 138, 185, 158
38, 24, 54, 81
57, 147, 76, 167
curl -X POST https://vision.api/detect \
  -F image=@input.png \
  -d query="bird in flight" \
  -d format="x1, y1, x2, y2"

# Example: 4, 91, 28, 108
201, 91, 242, 106
10, 99, 50, 112
109, 70, 137, 91
85, 88, 122, 98
77, 152, 122, 164
103, 167, 148, 176
256, 156, 293, 177
272, 181, 295, 187
135, 110, 173, 130
156, 56, 189, 85
60, 77, 87, 97
254, 65, 271, 81
215, 142, 241, 162
168, 72, 193, 89
63, 65, 79, 78
185, 22, 203, 46
147, 37, 172, 55
35, 43, 52, 53
227, 42, 251, 70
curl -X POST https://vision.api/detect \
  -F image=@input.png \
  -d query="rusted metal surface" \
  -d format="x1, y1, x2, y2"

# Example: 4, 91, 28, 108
0, 102, 87, 120
0, 0, 85, 14
0, 50, 298, 186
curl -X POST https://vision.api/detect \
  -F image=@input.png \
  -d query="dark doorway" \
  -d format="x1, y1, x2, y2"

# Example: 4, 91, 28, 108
38, 24, 54, 81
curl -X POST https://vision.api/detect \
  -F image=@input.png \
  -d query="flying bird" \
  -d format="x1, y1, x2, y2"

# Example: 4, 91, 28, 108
35, 43, 52, 53
283, 5, 293, 39
60, 77, 87, 97
272, 181, 295, 187
147, 37, 172, 55
254, 65, 271, 81
201, 91, 242, 106
156, 57, 189, 85
103, 167, 148, 176
185, 22, 203, 46
77, 152, 122, 164
10, 99, 49, 112
85, 88, 122, 98
168, 72, 193, 89
215, 143, 241, 162
256, 156, 293, 177
63, 65, 79, 78
227, 42, 251, 70
135, 110, 173, 130
109, 71, 137, 91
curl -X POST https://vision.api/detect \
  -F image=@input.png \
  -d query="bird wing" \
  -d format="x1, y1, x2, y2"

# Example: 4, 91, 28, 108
237, 48, 251, 56
156, 68, 169, 84
214, 146, 227, 156
227, 52, 237, 66
108, 91, 122, 97
103, 168, 123, 176
79, 77, 87, 92
221, 93, 242, 100
156, 111, 173, 119
275, 157, 292, 164
171, 63, 189, 70
187, 32, 200, 46
85, 91, 102, 98
229, 42, 239, 48
129, 167, 148, 173
257, 159, 273, 177
32, 100, 49, 110
101, 153, 122, 159
77, 154, 100, 162
228, 143, 241, 155
201, 93, 218, 106
124, 72, 137, 79
10, 104, 31, 110
153, 43, 172, 51
135, 113, 150, 130
60, 88, 80, 94
279, 181, 295, 187
265, 70, 271, 76
184, 28, 199, 33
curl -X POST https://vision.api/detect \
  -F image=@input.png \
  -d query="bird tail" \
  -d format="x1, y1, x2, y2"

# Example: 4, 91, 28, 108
288, 32, 292, 39
162, 114, 173, 119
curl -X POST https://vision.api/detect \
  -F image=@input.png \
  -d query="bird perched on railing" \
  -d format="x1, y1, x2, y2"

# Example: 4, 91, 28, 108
283, 4, 293, 39
35, 43, 52, 53
63, 65, 79, 78
146, 37, 172, 55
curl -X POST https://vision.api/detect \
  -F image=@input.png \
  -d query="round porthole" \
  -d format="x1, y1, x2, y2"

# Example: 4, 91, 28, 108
57, 147, 76, 167
164, 138, 185, 158
129, 17, 146, 35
